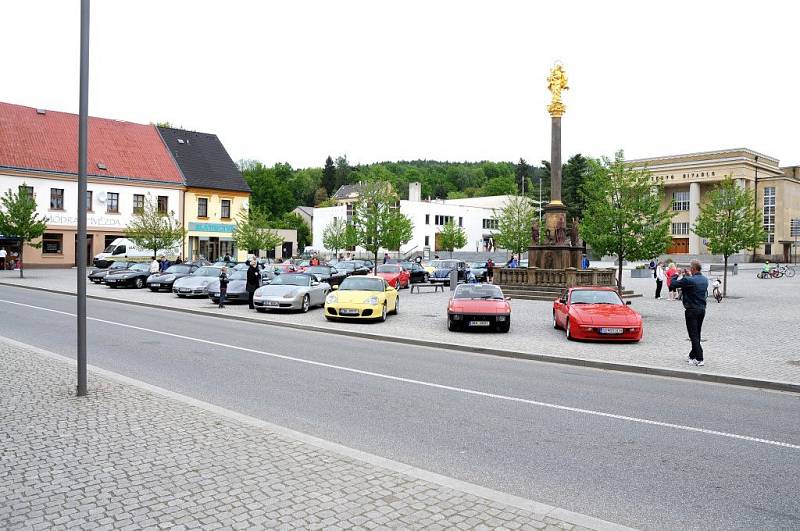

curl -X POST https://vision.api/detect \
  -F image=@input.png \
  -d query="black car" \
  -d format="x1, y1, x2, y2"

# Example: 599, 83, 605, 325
333, 261, 370, 276
399, 261, 429, 283
88, 261, 136, 284
429, 259, 468, 286
304, 265, 347, 287
468, 262, 488, 282
104, 263, 152, 289
146, 263, 201, 292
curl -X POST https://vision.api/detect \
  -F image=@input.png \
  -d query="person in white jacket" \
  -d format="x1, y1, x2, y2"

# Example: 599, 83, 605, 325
655, 261, 666, 299
149, 257, 160, 274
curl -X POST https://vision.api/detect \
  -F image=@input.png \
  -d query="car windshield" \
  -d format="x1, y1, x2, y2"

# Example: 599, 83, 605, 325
339, 277, 384, 292
376, 265, 401, 273
270, 274, 311, 286
103, 244, 116, 253
166, 265, 191, 274
453, 284, 504, 300
469, 262, 486, 269
194, 267, 221, 277
399, 262, 414, 270
337, 262, 357, 270
570, 290, 623, 305
305, 266, 331, 275
434, 261, 459, 269
109, 262, 128, 270
130, 263, 149, 272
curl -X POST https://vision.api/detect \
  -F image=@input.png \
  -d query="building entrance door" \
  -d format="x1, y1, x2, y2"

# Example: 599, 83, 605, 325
667, 238, 689, 254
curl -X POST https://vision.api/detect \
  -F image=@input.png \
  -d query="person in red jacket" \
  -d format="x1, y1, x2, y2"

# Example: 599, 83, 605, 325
664, 262, 678, 301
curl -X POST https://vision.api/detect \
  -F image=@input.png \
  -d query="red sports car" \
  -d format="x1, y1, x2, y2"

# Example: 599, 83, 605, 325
552, 287, 642, 341
447, 283, 511, 333
375, 264, 410, 289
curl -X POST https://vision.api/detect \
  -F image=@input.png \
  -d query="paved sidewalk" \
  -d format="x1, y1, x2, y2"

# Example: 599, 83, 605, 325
0, 340, 628, 531
2, 268, 799, 387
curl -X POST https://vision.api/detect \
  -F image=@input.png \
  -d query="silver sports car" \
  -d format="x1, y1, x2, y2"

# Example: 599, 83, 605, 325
206, 269, 272, 304
172, 266, 222, 297
253, 273, 330, 313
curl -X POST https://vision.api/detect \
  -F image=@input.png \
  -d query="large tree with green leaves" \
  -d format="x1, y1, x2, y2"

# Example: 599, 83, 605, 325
351, 181, 413, 266
322, 218, 355, 258
580, 151, 672, 292
437, 219, 467, 257
125, 194, 186, 260
562, 153, 589, 222
322, 156, 336, 195
0, 184, 48, 278
493, 195, 536, 260
232, 208, 283, 257
693, 177, 765, 297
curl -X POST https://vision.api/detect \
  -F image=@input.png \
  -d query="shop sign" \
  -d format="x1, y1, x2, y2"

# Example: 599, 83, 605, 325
47, 214, 123, 227
188, 222, 235, 233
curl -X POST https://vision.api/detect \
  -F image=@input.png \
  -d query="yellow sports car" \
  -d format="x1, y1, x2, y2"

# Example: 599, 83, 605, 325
324, 275, 399, 321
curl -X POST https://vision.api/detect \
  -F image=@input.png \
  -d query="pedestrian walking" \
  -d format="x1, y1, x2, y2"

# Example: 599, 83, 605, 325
670, 259, 709, 366
246, 258, 261, 309
383, 253, 389, 264
149, 257, 160, 274
218, 266, 230, 309
0, 247, 6, 270
665, 263, 678, 300
655, 261, 666, 299
581, 254, 590, 269
486, 258, 494, 283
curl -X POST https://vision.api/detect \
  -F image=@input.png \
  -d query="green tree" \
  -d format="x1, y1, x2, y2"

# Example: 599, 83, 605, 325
481, 174, 517, 196
437, 219, 467, 257
322, 156, 336, 195
562, 153, 589, 222
352, 181, 413, 266
232, 208, 282, 257
313, 187, 328, 206
493, 195, 535, 260
125, 194, 186, 260
322, 218, 349, 258
580, 151, 672, 292
693, 177, 765, 297
515, 158, 531, 195
0, 184, 48, 278
241, 162, 295, 219
334, 155, 352, 189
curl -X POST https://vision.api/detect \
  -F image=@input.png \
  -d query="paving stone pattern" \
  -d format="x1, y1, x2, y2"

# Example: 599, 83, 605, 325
2, 267, 799, 384
0, 342, 600, 531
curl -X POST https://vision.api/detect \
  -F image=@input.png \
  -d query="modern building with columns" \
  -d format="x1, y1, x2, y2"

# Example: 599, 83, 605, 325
628, 148, 800, 262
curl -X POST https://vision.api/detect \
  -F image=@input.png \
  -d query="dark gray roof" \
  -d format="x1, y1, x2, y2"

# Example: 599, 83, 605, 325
333, 183, 363, 200
157, 127, 250, 193
293, 206, 314, 216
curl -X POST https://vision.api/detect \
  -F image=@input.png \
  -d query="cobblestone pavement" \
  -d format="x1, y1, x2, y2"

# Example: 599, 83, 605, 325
0, 341, 622, 531
2, 267, 799, 384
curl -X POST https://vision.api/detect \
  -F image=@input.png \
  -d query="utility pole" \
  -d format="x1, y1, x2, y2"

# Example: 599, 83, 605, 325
76, 0, 90, 397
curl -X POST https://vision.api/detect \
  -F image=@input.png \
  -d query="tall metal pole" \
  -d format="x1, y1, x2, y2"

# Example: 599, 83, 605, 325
77, 0, 90, 397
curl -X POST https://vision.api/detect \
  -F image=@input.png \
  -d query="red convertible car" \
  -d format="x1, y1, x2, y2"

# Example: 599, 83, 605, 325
552, 287, 642, 342
375, 264, 410, 289
447, 283, 511, 332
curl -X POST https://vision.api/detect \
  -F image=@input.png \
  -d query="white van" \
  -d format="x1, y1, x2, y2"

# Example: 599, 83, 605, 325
93, 238, 179, 268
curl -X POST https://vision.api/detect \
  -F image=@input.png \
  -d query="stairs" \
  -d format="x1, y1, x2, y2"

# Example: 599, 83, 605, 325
498, 284, 641, 301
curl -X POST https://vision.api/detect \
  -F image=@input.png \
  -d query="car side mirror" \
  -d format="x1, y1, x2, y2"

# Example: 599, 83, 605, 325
505, 296, 511, 301
332, 285, 338, 291
626, 300, 632, 305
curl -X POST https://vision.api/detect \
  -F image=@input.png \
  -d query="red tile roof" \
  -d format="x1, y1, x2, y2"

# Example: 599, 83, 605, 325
0, 102, 184, 184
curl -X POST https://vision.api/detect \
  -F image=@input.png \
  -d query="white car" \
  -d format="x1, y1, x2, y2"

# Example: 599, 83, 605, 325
172, 266, 222, 297
253, 273, 330, 313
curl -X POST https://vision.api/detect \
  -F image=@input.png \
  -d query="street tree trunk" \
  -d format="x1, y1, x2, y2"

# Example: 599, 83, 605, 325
723, 255, 729, 298
18, 246, 23, 278
616, 252, 624, 295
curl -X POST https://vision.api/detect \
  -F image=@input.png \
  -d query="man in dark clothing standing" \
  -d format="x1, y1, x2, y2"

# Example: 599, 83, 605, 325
670, 260, 709, 366
246, 258, 261, 309
486, 258, 494, 283
218, 267, 230, 309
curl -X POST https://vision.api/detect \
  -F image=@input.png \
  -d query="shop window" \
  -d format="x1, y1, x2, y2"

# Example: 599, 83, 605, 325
133, 194, 144, 214
221, 199, 231, 219
42, 233, 63, 254
197, 197, 208, 218
107, 192, 119, 213
157, 196, 168, 214
50, 188, 64, 210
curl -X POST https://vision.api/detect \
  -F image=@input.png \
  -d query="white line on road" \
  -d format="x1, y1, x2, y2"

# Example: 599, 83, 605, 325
3, 298, 799, 451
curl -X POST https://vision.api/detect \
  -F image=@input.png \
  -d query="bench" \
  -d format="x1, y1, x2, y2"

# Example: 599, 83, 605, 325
410, 283, 445, 294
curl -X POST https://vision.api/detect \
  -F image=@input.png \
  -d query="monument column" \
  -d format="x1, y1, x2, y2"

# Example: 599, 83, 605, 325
550, 116, 562, 204
688, 181, 701, 255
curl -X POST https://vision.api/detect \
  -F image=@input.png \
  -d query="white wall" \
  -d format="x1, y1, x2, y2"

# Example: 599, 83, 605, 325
311, 204, 347, 251
0, 173, 183, 230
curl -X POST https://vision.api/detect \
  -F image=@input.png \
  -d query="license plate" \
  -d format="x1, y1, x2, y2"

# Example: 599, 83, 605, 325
468, 321, 490, 327
264, 301, 279, 307
600, 328, 623, 334
106, 280, 116, 283
151, 283, 160, 287
179, 288, 190, 293
212, 293, 220, 297
340, 308, 359, 315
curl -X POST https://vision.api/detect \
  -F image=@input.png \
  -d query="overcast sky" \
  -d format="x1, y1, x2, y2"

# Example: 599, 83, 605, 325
2, 1, 798, 169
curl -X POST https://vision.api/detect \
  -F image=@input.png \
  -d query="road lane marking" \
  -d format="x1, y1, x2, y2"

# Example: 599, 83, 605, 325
3, 298, 799, 451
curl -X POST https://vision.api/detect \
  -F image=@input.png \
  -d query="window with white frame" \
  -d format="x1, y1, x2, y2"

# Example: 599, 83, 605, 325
763, 187, 775, 243
482, 219, 498, 230
672, 191, 689, 211
672, 222, 689, 236
434, 215, 453, 226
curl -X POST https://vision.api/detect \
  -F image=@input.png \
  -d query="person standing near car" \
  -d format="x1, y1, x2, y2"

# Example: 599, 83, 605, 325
218, 266, 230, 309
246, 258, 261, 309
149, 256, 160, 274
670, 259, 708, 367
655, 261, 666, 299
0, 247, 6, 270
486, 258, 494, 283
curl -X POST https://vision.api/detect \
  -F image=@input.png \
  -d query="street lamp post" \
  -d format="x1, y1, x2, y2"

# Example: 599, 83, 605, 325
76, 0, 90, 397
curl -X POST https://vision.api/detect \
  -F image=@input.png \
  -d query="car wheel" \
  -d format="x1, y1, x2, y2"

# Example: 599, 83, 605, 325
497, 319, 510, 333
379, 303, 387, 322
301, 294, 310, 313
135, 278, 144, 289
553, 312, 559, 329
391, 297, 399, 315
566, 318, 574, 341
447, 319, 457, 332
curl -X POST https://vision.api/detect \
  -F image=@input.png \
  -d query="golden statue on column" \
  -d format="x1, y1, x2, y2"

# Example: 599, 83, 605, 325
547, 64, 569, 117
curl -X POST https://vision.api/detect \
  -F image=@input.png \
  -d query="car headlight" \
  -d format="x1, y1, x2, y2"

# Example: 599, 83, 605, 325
326, 294, 337, 304
364, 296, 379, 305
451, 314, 462, 320
254, 288, 264, 297
283, 290, 298, 299
496, 315, 507, 321
201, 280, 209, 286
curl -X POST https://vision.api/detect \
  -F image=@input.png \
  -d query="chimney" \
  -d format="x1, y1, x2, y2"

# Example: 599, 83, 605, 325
408, 182, 422, 202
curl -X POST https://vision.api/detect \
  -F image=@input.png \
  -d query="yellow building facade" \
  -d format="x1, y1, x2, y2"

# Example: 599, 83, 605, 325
183, 188, 250, 262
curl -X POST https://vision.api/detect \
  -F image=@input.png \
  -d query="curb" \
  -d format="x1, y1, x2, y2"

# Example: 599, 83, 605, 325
2, 281, 798, 395
1, 335, 638, 531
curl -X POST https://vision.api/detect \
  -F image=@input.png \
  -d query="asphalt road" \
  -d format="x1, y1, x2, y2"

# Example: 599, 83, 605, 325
1, 285, 798, 530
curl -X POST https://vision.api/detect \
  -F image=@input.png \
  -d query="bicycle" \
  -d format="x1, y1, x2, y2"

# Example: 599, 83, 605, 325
711, 277, 723, 303
776, 264, 796, 278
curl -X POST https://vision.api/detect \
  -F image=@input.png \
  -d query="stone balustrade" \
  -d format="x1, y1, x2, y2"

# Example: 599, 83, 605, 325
496, 267, 616, 288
